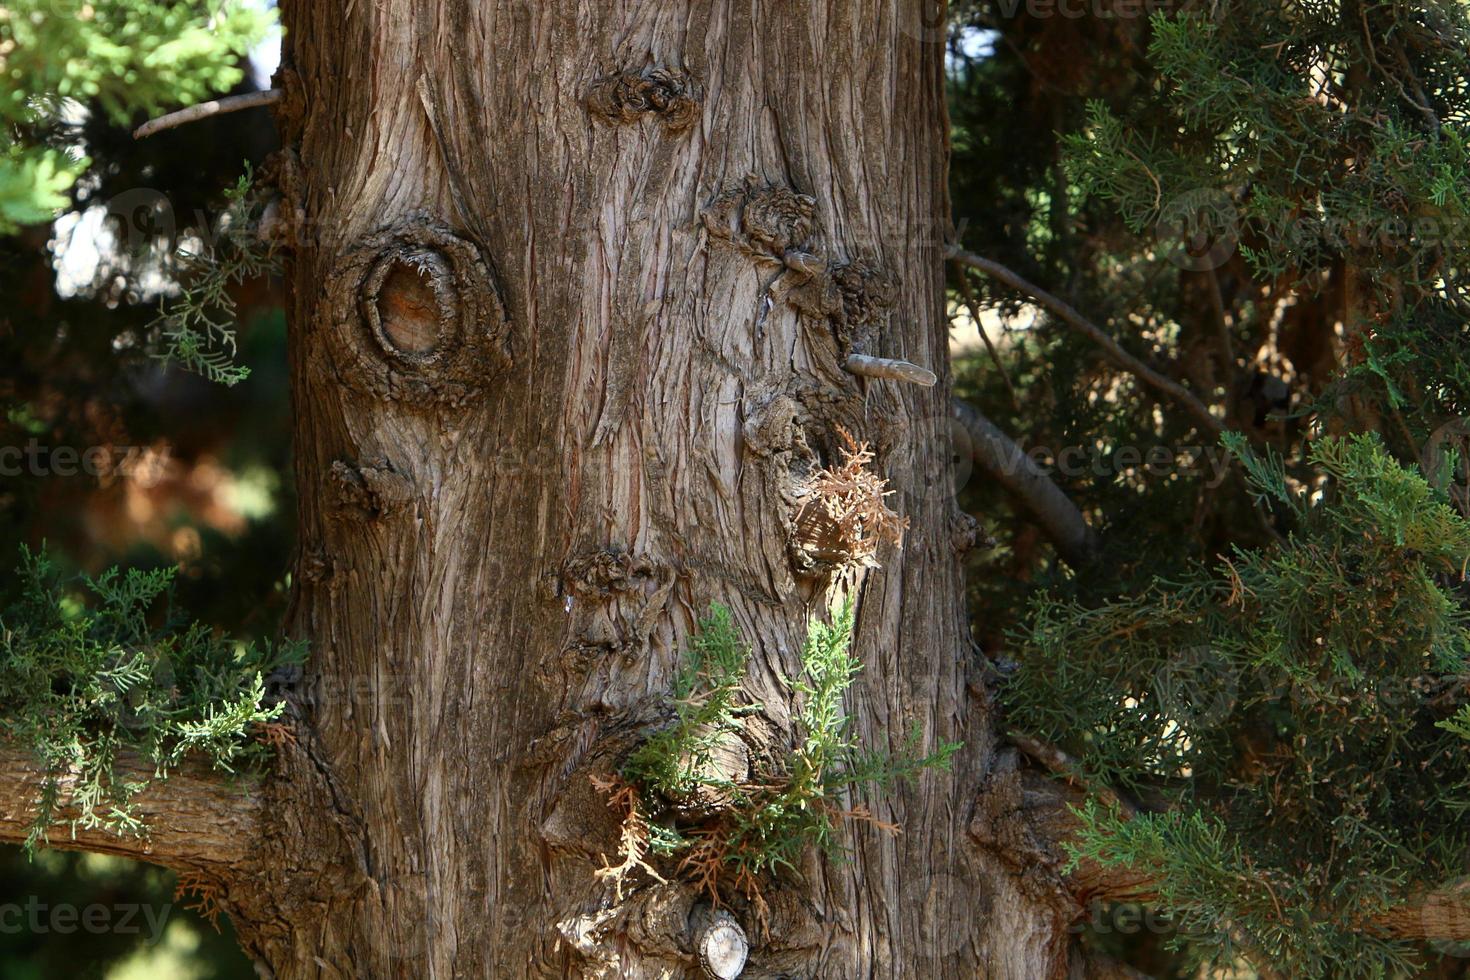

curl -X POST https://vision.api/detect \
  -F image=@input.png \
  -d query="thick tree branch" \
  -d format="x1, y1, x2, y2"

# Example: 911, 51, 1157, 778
0, 741, 264, 871
949, 250, 1224, 437
953, 398, 1098, 567
1376, 887, 1470, 942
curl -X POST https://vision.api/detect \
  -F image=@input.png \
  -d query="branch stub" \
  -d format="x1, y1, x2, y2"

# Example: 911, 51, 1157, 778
691, 906, 748, 979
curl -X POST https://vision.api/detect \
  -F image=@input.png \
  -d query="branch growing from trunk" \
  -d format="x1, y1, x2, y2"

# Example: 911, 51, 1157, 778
952, 398, 1098, 567
949, 250, 1223, 437
844, 353, 937, 387
0, 742, 264, 871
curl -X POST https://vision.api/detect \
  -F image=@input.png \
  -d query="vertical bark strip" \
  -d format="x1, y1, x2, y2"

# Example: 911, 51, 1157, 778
245, 0, 1071, 975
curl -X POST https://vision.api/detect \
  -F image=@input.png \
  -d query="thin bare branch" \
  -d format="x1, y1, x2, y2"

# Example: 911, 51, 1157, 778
954, 268, 1020, 411
949, 249, 1223, 437
133, 89, 282, 140
1008, 731, 1135, 819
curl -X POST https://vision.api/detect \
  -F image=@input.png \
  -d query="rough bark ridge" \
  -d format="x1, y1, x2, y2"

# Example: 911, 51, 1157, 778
224, 0, 1068, 976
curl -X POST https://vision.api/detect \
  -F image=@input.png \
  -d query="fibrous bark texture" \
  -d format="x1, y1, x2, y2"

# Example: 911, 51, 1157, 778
222, 1, 1071, 976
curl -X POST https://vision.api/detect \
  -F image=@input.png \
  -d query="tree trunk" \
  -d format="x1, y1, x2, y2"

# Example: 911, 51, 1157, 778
23, 1, 1079, 976
225, 1, 1082, 976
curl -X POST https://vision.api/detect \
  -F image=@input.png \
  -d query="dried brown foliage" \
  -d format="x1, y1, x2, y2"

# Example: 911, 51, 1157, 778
252, 720, 297, 750
175, 870, 225, 931
590, 774, 667, 901
790, 426, 908, 570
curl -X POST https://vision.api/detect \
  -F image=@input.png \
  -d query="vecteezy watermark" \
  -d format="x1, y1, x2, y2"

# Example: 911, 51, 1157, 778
0, 441, 170, 487
899, 0, 1199, 40
1154, 643, 1238, 729
1421, 417, 1470, 514
105, 187, 181, 254
100, 184, 969, 264
1017, 440, 1233, 488
993, 0, 1192, 18
308, 671, 418, 712
915, 868, 988, 959
1157, 187, 1240, 272
898, 0, 951, 43
1156, 186, 1470, 274
0, 898, 171, 943
887, 413, 979, 505
1422, 876, 1470, 958
888, 413, 1235, 505
1070, 899, 1190, 937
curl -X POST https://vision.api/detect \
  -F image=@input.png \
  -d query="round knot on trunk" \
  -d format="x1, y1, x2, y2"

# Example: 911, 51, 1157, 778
586, 66, 700, 131
318, 213, 510, 406
365, 249, 456, 358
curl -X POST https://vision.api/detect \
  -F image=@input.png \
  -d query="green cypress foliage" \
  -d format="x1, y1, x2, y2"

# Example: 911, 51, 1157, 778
0, 547, 304, 852
618, 602, 958, 890
148, 165, 279, 386
1063, 2, 1470, 433
1006, 433, 1470, 973
1002, 3, 1470, 971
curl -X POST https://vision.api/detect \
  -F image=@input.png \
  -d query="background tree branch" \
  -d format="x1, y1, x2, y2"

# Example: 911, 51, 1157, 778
953, 398, 1098, 568
950, 250, 1223, 437
1001, 766, 1470, 946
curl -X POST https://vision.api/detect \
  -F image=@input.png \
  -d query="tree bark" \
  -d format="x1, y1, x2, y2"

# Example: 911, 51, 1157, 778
207, 0, 1075, 976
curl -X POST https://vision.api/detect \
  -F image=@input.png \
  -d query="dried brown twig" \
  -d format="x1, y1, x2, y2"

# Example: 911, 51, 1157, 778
590, 775, 667, 901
